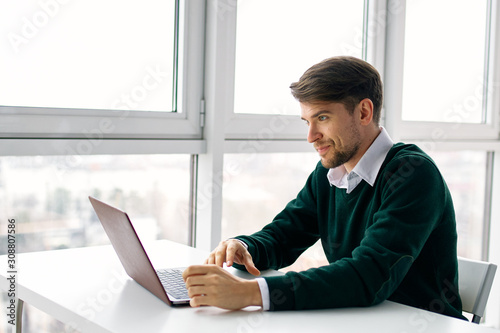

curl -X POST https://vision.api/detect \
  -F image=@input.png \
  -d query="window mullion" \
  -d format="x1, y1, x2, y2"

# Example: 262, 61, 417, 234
381, 0, 406, 141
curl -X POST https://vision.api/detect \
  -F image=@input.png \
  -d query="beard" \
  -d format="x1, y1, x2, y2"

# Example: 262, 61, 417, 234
319, 123, 362, 169
319, 142, 361, 169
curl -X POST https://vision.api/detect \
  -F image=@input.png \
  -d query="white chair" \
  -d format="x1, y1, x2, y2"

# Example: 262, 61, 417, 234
458, 256, 497, 324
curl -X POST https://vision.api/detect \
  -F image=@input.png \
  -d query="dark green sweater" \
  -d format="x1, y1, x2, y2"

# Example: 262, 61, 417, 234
235, 143, 465, 319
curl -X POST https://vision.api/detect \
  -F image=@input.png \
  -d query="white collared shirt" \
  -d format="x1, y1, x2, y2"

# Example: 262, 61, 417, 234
256, 127, 394, 310
327, 127, 394, 193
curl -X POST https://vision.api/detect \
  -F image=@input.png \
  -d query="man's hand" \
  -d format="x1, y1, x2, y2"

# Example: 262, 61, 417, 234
205, 239, 260, 276
182, 265, 262, 310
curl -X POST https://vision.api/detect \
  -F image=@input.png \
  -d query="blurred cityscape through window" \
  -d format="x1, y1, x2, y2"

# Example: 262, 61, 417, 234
0, 154, 191, 255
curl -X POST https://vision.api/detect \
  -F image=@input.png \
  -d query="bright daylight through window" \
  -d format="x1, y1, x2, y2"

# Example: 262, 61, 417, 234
233, 0, 365, 115
402, 0, 489, 123
0, 155, 191, 254
0, 0, 179, 112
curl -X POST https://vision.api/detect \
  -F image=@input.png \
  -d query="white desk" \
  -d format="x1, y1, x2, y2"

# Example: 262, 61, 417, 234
1, 240, 498, 333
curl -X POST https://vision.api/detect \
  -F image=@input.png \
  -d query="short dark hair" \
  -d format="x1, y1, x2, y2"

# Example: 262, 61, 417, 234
290, 56, 383, 125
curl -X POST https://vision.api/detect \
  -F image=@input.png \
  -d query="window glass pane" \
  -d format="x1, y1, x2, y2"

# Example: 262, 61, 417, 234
0, 155, 190, 254
0, 0, 178, 112
233, 0, 365, 115
426, 150, 486, 260
402, 0, 488, 123
222, 152, 328, 271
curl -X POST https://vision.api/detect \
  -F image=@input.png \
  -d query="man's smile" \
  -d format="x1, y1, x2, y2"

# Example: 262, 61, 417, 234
316, 145, 331, 156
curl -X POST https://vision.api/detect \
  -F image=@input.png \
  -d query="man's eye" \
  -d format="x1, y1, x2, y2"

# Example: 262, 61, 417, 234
319, 115, 327, 121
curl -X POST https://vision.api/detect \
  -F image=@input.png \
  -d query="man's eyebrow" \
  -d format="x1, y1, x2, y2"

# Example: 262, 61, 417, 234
301, 110, 333, 121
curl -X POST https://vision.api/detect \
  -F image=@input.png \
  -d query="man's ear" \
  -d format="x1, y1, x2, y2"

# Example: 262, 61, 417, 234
358, 98, 374, 125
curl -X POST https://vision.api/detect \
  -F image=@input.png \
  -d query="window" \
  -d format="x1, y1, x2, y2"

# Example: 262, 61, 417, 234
0, 0, 205, 140
0, 154, 191, 254
0, 1, 204, 331
233, 0, 365, 116
385, 0, 498, 141
1, 0, 178, 112
426, 150, 488, 260
402, 0, 489, 123
225, 0, 365, 140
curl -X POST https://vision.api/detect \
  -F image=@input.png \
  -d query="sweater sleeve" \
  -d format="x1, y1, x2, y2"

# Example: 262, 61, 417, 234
261, 153, 454, 311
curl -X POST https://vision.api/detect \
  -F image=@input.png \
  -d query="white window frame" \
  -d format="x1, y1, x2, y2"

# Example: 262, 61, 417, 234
0, 0, 206, 156
384, 0, 500, 143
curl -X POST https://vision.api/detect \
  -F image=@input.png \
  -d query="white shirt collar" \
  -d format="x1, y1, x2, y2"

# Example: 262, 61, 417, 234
327, 127, 394, 193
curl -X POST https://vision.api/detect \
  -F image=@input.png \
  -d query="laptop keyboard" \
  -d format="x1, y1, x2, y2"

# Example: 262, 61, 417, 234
156, 268, 189, 300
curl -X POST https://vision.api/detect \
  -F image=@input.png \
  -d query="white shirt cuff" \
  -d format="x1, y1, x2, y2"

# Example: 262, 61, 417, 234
232, 239, 268, 309
256, 277, 270, 311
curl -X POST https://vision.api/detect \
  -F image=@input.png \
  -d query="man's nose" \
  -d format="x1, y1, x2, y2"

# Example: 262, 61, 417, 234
307, 123, 322, 143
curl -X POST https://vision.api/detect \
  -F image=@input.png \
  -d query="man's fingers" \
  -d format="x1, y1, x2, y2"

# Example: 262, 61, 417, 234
225, 241, 241, 267
228, 242, 259, 275
244, 255, 260, 276
204, 239, 245, 268
183, 264, 262, 310
204, 252, 215, 265
186, 285, 207, 298
182, 265, 210, 281
214, 246, 228, 267
190, 295, 213, 308
183, 266, 218, 307
203, 239, 256, 270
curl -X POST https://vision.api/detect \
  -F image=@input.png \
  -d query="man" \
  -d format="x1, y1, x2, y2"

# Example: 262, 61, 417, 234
183, 56, 465, 319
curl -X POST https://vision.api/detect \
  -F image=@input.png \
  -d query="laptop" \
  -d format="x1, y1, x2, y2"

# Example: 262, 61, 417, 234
88, 196, 190, 306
